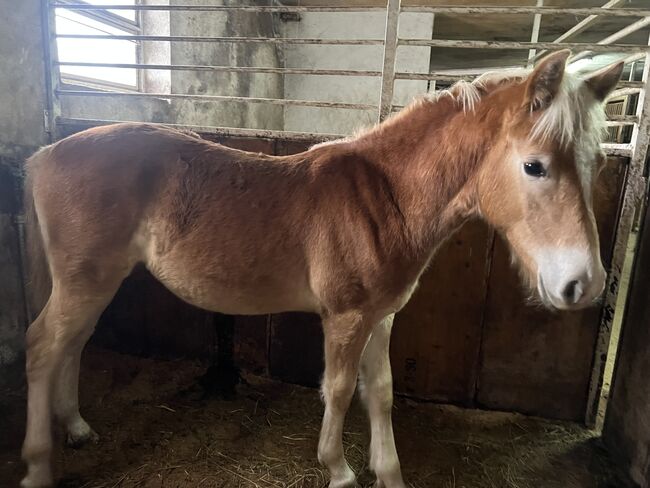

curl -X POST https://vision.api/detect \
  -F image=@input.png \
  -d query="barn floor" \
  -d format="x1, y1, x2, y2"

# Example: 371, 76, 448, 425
0, 347, 631, 488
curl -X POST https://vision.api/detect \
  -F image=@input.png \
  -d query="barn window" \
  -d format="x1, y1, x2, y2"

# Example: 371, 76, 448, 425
55, 0, 140, 90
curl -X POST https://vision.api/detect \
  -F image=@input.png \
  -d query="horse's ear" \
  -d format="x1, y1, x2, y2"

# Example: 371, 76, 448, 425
584, 61, 624, 101
526, 49, 571, 111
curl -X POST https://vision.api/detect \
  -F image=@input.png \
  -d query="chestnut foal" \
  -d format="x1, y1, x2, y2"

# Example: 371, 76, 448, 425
21, 50, 622, 487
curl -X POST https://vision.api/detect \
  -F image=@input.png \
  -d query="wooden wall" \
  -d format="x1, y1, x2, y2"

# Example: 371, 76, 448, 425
87, 133, 627, 422
603, 196, 650, 488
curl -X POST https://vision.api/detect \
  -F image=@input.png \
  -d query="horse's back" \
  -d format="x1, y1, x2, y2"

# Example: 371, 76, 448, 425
27, 123, 320, 313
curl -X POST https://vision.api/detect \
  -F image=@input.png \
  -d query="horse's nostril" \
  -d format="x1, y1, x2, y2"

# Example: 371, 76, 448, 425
562, 280, 582, 304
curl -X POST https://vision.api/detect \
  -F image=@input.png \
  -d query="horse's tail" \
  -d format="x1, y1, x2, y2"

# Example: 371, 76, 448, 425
23, 147, 52, 321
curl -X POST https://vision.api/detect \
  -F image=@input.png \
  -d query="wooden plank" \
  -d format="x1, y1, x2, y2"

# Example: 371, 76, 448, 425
269, 312, 323, 387
476, 159, 626, 420
94, 266, 216, 360
603, 190, 650, 488
391, 219, 492, 405
233, 315, 269, 375
0, 213, 26, 367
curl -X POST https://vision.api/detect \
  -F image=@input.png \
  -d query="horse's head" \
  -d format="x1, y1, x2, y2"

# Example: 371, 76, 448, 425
476, 50, 623, 310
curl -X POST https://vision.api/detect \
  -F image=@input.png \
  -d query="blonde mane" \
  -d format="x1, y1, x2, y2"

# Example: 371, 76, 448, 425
316, 65, 606, 159
426, 68, 606, 149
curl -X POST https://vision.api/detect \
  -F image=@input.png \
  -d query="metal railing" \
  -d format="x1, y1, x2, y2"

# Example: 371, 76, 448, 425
42, 0, 650, 427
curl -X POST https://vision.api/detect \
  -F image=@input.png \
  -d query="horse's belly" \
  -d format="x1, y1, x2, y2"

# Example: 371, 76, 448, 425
144, 253, 319, 315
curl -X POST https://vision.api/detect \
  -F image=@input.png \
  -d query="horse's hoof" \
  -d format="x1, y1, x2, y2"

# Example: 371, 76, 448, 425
372, 479, 406, 488
328, 474, 359, 488
328, 481, 359, 488
66, 425, 99, 448
20, 478, 52, 488
21, 465, 53, 488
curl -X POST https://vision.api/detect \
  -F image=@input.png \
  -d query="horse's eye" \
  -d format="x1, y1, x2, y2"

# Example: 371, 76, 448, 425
524, 160, 547, 178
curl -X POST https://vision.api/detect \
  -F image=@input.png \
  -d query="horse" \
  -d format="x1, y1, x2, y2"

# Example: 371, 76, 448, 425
20, 50, 622, 487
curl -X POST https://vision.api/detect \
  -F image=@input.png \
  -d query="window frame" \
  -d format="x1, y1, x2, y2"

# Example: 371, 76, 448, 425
56, 0, 142, 92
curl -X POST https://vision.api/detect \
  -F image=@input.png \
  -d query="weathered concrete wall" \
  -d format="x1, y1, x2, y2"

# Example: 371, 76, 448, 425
280, 11, 433, 134
0, 0, 48, 368
169, 0, 283, 129
62, 0, 284, 131
604, 206, 650, 487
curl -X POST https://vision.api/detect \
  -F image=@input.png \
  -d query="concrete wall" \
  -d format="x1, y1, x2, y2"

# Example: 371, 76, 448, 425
63, 7, 433, 136
280, 11, 433, 134
62, 0, 284, 131
0, 0, 48, 370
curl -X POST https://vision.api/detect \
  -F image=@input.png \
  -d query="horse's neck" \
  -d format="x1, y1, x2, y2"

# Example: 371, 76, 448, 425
355, 97, 487, 255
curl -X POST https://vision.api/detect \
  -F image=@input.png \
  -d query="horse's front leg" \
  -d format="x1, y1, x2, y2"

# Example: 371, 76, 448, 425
359, 315, 405, 488
318, 311, 374, 488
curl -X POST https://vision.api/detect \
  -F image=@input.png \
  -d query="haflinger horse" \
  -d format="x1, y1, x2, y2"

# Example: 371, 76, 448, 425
21, 49, 622, 487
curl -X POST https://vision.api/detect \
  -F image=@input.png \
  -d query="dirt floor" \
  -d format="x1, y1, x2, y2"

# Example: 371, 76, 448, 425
0, 347, 632, 488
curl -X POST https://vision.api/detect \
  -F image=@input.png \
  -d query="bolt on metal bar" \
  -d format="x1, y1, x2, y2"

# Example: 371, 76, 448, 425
585, 33, 650, 428
51, 3, 387, 12
56, 62, 382, 77
55, 34, 385, 45
378, 0, 400, 122
56, 117, 345, 142
399, 39, 648, 53
56, 89, 378, 111
400, 6, 650, 16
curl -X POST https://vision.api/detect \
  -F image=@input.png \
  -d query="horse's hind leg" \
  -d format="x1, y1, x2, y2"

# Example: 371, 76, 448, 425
54, 326, 98, 447
21, 273, 125, 488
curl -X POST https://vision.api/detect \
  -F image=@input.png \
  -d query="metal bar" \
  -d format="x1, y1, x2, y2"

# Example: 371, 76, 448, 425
56, 89, 378, 110
532, 0, 627, 62
554, 0, 626, 43
620, 53, 646, 66
41, 0, 61, 141
570, 16, 650, 64
51, 3, 387, 12
618, 80, 644, 89
53, 118, 635, 157
400, 6, 650, 16
378, 0, 400, 121
396, 72, 642, 90
55, 34, 385, 45
55, 117, 345, 142
585, 33, 650, 428
606, 114, 640, 124
395, 72, 473, 82
601, 143, 634, 157
399, 39, 648, 53
56, 62, 382, 77
527, 0, 544, 67
391, 102, 636, 124
57, 34, 648, 52
54, 4, 650, 16
610, 87, 642, 98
